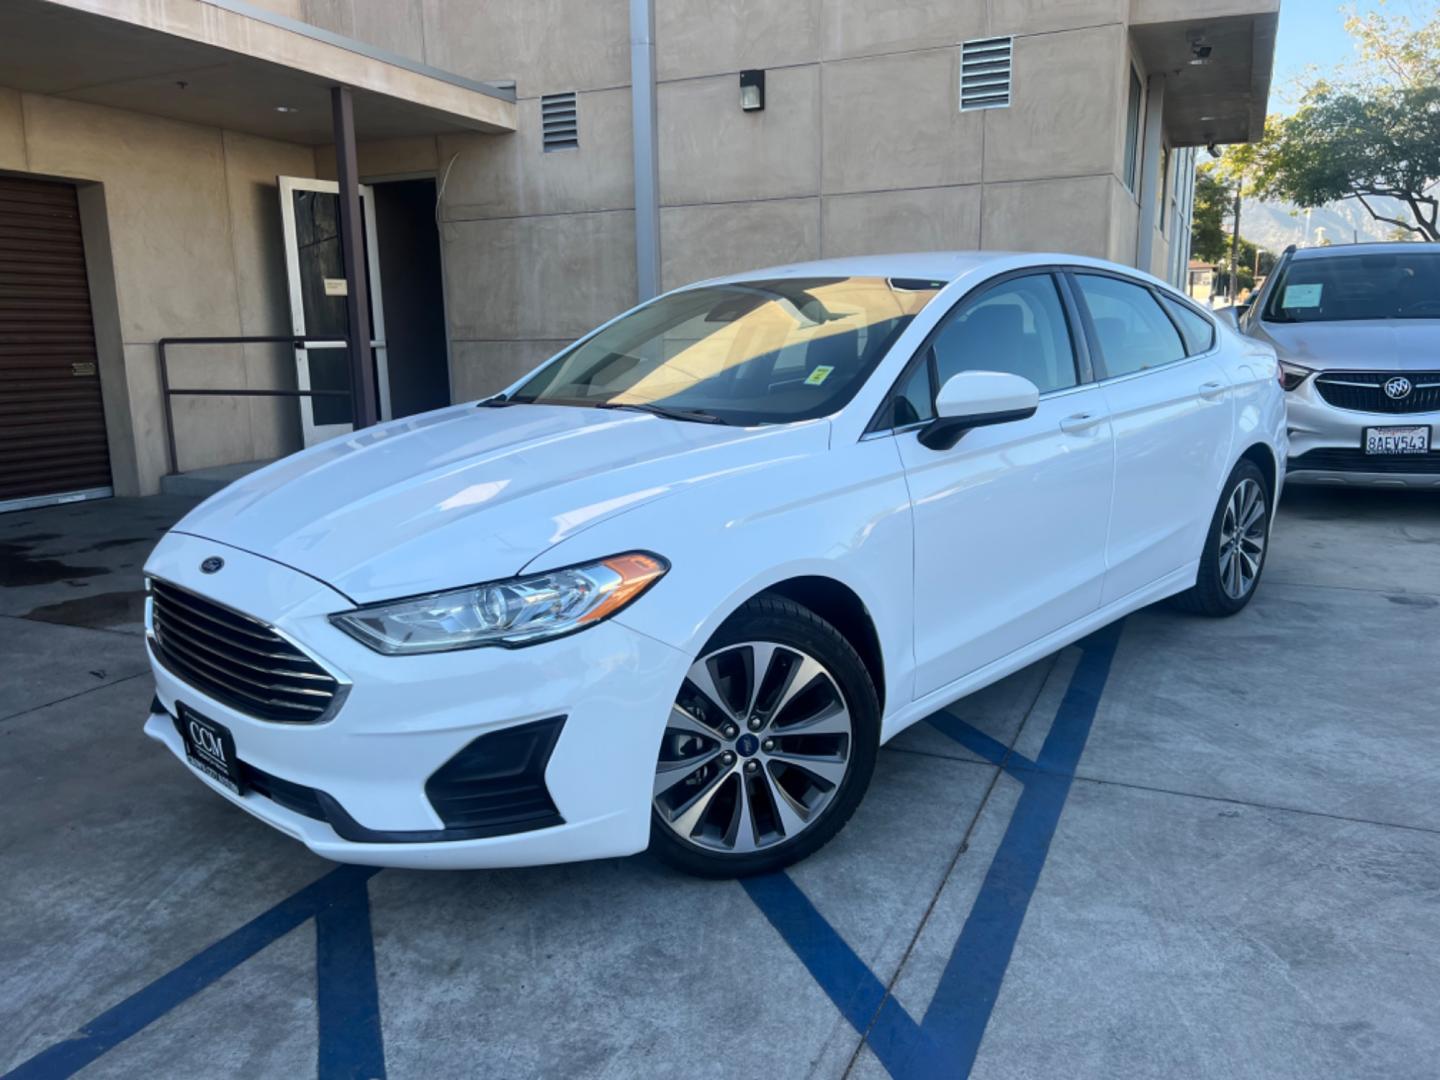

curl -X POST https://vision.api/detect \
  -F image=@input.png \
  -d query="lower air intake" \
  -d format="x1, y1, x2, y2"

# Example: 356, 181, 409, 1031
425, 717, 566, 834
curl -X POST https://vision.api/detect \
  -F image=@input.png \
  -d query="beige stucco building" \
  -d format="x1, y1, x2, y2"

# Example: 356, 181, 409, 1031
0, 0, 1278, 508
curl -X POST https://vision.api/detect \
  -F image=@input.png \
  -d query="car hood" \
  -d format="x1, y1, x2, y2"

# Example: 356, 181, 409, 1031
171, 403, 829, 603
1253, 319, 1440, 371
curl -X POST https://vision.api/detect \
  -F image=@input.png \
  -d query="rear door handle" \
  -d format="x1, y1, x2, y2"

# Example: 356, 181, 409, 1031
1199, 381, 1226, 401
1059, 412, 1104, 434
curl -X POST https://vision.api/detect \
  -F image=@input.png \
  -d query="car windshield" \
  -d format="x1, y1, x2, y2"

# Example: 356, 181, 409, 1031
510, 276, 946, 424
1263, 250, 1440, 323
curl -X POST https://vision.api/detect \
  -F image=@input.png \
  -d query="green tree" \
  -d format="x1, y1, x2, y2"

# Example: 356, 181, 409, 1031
1212, 4, 1440, 241
1191, 170, 1233, 263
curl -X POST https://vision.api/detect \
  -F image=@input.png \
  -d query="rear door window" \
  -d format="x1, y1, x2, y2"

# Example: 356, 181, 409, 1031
1075, 274, 1186, 377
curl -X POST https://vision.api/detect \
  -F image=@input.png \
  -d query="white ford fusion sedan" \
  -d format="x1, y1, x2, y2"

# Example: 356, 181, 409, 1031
143, 252, 1285, 877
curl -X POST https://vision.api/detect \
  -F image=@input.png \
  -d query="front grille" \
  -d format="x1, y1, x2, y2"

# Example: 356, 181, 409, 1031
1289, 448, 1440, 475
149, 579, 341, 723
1313, 371, 1440, 414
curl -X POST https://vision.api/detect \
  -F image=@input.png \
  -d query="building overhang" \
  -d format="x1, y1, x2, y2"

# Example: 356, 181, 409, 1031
1130, 0, 1280, 146
0, 0, 516, 143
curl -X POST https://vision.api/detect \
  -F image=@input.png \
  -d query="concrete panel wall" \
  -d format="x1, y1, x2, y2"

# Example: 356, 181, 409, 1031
982, 175, 1115, 257
981, 24, 1125, 183
655, 0, 821, 80
821, 185, 981, 257
643, 1, 1145, 288
442, 210, 636, 342
421, 0, 631, 94
822, 0, 984, 60
659, 68, 820, 205
0, 89, 319, 493
989, 0, 1125, 34
436, 90, 634, 220
821, 49, 983, 195
660, 199, 820, 291
1106, 175, 1140, 264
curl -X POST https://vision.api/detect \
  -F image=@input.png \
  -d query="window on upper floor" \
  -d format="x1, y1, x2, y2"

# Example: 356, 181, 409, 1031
1123, 67, 1142, 192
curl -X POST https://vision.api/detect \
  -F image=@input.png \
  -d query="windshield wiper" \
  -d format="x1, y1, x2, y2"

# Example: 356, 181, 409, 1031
594, 402, 727, 425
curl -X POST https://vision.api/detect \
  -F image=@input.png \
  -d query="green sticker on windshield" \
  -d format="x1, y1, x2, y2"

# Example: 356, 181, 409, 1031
1282, 283, 1322, 308
805, 365, 835, 386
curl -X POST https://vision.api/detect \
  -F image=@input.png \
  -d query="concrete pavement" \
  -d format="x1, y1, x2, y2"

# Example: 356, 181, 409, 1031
1, 487, 1437, 1079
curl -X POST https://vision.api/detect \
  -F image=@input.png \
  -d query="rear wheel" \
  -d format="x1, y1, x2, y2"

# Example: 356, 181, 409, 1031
1172, 459, 1270, 617
649, 596, 878, 878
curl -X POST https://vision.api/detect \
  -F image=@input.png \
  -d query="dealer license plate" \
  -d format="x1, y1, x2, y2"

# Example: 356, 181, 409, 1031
178, 705, 245, 795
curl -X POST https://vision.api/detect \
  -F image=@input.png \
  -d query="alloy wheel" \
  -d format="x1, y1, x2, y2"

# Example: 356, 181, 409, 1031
1218, 477, 1267, 600
652, 641, 853, 854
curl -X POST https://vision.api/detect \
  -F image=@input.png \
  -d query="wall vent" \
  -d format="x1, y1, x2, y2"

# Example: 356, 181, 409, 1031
960, 37, 1013, 111
541, 92, 578, 151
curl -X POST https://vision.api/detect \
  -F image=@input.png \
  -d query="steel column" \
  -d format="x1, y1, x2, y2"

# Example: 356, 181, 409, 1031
629, 0, 660, 301
330, 85, 379, 429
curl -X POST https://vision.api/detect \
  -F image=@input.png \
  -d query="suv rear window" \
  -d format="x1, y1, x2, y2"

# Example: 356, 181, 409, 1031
1263, 251, 1440, 322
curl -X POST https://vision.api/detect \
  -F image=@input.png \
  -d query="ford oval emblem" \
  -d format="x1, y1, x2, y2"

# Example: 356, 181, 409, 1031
200, 556, 225, 574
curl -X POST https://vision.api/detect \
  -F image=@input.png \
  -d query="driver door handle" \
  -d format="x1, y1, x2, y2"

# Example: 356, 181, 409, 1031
1059, 412, 1104, 434
1199, 381, 1226, 401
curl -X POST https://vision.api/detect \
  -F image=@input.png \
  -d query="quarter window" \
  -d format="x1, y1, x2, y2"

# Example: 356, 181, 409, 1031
930, 275, 1079, 394
1159, 295, 1215, 355
1075, 273, 1185, 377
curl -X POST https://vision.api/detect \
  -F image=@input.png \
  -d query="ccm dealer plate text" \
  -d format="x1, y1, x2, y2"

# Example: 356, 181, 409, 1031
178, 706, 244, 795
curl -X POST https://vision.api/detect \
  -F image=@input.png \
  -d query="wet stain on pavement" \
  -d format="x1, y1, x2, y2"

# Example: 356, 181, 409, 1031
75, 537, 150, 553
21, 590, 147, 629
0, 541, 107, 588
1387, 593, 1438, 608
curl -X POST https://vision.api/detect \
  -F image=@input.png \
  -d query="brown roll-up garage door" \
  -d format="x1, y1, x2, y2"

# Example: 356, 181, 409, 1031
0, 175, 111, 511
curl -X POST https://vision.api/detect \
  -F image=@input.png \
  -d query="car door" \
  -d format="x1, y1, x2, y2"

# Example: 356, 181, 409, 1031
1069, 271, 1233, 605
883, 271, 1116, 699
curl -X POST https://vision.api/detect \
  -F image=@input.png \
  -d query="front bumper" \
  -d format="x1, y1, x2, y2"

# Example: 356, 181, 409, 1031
143, 532, 689, 870
1284, 380, 1440, 487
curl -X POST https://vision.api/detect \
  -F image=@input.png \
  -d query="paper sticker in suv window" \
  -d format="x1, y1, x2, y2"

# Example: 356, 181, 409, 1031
804, 365, 835, 386
1282, 283, 1322, 308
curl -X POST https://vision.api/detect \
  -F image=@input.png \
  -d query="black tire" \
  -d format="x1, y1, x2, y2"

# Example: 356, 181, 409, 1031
1171, 459, 1271, 617
648, 595, 879, 878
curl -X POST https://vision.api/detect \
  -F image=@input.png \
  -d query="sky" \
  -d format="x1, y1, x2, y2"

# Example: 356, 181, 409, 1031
1268, 0, 1423, 113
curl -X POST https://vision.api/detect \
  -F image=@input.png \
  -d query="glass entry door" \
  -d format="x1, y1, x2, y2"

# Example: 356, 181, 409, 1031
278, 176, 389, 445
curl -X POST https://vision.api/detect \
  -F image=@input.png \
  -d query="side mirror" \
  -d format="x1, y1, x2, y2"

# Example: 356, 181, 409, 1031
919, 370, 1040, 451
1214, 306, 1240, 329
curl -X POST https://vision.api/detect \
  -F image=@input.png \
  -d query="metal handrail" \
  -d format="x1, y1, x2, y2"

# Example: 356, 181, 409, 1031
157, 335, 351, 476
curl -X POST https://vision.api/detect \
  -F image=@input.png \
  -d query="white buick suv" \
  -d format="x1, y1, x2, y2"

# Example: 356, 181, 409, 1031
143, 252, 1285, 877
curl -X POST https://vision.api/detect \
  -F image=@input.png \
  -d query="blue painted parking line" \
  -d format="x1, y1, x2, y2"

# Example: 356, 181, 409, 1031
7, 624, 1118, 1080
5, 865, 384, 1080
315, 869, 387, 1080
747, 623, 1122, 1079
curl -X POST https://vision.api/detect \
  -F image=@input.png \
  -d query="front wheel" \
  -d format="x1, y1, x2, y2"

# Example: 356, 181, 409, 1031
1172, 459, 1271, 617
649, 596, 879, 878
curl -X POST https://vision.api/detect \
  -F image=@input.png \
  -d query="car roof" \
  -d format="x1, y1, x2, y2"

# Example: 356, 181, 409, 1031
691, 251, 1176, 290
1289, 241, 1431, 260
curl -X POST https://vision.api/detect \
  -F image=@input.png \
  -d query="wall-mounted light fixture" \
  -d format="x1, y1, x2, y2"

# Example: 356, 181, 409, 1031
739, 69, 765, 112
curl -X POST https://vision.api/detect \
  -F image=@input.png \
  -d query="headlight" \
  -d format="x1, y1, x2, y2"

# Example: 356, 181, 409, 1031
1278, 360, 1312, 391
330, 552, 668, 654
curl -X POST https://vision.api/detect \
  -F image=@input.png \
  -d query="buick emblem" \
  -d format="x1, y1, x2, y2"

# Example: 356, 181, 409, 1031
1384, 376, 1413, 400
200, 556, 225, 574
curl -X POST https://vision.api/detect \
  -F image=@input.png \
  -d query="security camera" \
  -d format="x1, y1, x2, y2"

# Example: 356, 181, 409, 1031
1207, 143, 1221, 158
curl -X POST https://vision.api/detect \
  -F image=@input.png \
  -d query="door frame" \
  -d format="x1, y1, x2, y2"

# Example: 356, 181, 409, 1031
278, 176, 390, 445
